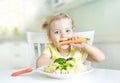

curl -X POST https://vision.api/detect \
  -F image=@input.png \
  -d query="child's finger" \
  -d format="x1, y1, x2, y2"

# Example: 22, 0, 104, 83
71, 43, 84, 48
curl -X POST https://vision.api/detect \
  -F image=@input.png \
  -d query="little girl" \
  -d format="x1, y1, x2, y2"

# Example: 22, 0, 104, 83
36, 13, 105, 67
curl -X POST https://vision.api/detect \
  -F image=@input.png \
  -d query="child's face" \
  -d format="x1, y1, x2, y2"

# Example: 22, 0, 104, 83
49, 18, 73, 49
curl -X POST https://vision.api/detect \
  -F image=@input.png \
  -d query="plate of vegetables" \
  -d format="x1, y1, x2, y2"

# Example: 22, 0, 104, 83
37, 57, 93, 79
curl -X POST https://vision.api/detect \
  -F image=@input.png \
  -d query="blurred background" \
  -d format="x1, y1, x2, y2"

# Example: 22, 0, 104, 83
0, 0, 120, 70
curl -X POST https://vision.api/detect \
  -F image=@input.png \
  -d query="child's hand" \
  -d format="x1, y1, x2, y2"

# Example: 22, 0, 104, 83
69, 36, 87, 49
71, 42, 86, 49
68, 36, 79, 41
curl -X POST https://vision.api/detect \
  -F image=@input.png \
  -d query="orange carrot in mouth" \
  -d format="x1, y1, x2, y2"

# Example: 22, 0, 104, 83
58, 38, 90, 45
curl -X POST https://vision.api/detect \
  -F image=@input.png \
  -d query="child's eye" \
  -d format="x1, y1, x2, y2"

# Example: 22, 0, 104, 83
54, 31, 60, 34
66, 29, 71, 33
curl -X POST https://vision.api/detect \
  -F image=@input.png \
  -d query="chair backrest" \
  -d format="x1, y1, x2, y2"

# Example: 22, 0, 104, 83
27, 32, 50, 67
27, 30, 95, 67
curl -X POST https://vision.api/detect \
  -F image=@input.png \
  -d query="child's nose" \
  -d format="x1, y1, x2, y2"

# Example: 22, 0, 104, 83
61, 32, 67, 38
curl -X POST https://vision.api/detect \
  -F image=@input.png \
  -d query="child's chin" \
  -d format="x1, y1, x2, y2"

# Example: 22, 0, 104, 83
61, 45, 69, 49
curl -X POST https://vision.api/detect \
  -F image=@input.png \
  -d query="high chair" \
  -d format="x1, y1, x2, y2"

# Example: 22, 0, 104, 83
26, 31, 95, 67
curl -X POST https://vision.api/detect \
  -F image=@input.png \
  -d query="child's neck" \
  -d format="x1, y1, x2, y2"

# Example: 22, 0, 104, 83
58, 47, 70, 57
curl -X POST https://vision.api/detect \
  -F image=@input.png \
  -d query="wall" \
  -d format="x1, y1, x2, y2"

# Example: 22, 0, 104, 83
93, 42, 120, 69
66, 0, 120, 42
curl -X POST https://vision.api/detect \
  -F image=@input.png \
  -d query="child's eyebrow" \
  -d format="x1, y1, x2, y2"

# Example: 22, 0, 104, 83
65, 27, 72, 29
51, 29, 60, 32
53, 29, 60, 31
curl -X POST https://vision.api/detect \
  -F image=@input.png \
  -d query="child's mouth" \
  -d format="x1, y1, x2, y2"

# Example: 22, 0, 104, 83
59, 40, 69, 45
59, 40, 64, 42
59, 40, 67, 43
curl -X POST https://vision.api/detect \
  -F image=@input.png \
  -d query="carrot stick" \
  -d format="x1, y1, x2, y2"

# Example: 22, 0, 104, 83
58, 38, 90, 45
11, 68, 33, 77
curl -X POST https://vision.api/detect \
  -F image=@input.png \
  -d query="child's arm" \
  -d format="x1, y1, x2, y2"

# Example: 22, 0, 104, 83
83, 43, 105, 62
72, 43, 105, 62
36, 54, 54, 68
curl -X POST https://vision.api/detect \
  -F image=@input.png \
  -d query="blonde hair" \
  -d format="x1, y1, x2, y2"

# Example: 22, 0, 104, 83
42, 13, 74, 40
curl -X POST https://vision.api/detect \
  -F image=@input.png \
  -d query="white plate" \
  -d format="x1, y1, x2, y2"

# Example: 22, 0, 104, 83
36, 66, 94, 79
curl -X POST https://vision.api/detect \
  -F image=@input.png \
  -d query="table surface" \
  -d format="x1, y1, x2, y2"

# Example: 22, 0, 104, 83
0, 68, 120, 83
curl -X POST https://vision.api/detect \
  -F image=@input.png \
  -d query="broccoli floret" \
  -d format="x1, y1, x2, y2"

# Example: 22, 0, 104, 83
54, 57, 75, 71
66, 57, 75, 62
56, 64, 73, 70
54, 58, 66, 64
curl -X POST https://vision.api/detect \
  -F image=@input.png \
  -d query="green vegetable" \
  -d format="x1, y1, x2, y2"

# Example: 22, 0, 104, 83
66, 57, 75, 62
54, 58, 66, 64
56, 65, 67, 70
56, 64, 73, 70
54, 57, 75, 71
66, 64, 73, 69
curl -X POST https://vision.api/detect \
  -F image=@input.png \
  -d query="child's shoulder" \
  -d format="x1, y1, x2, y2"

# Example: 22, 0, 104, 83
45, 43, 55, 49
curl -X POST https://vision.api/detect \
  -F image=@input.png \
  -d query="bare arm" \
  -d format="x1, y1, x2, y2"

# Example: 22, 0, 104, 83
72, 43, 105, 62
84, 43, 105, 62
36, 54, 54, 68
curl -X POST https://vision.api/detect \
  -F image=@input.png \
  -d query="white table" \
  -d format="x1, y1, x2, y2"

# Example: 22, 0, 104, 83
0, 68, 120, 83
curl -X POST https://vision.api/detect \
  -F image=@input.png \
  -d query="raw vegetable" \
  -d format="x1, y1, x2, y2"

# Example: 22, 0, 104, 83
58, 37, 90, 45
11, 68, 33, 77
